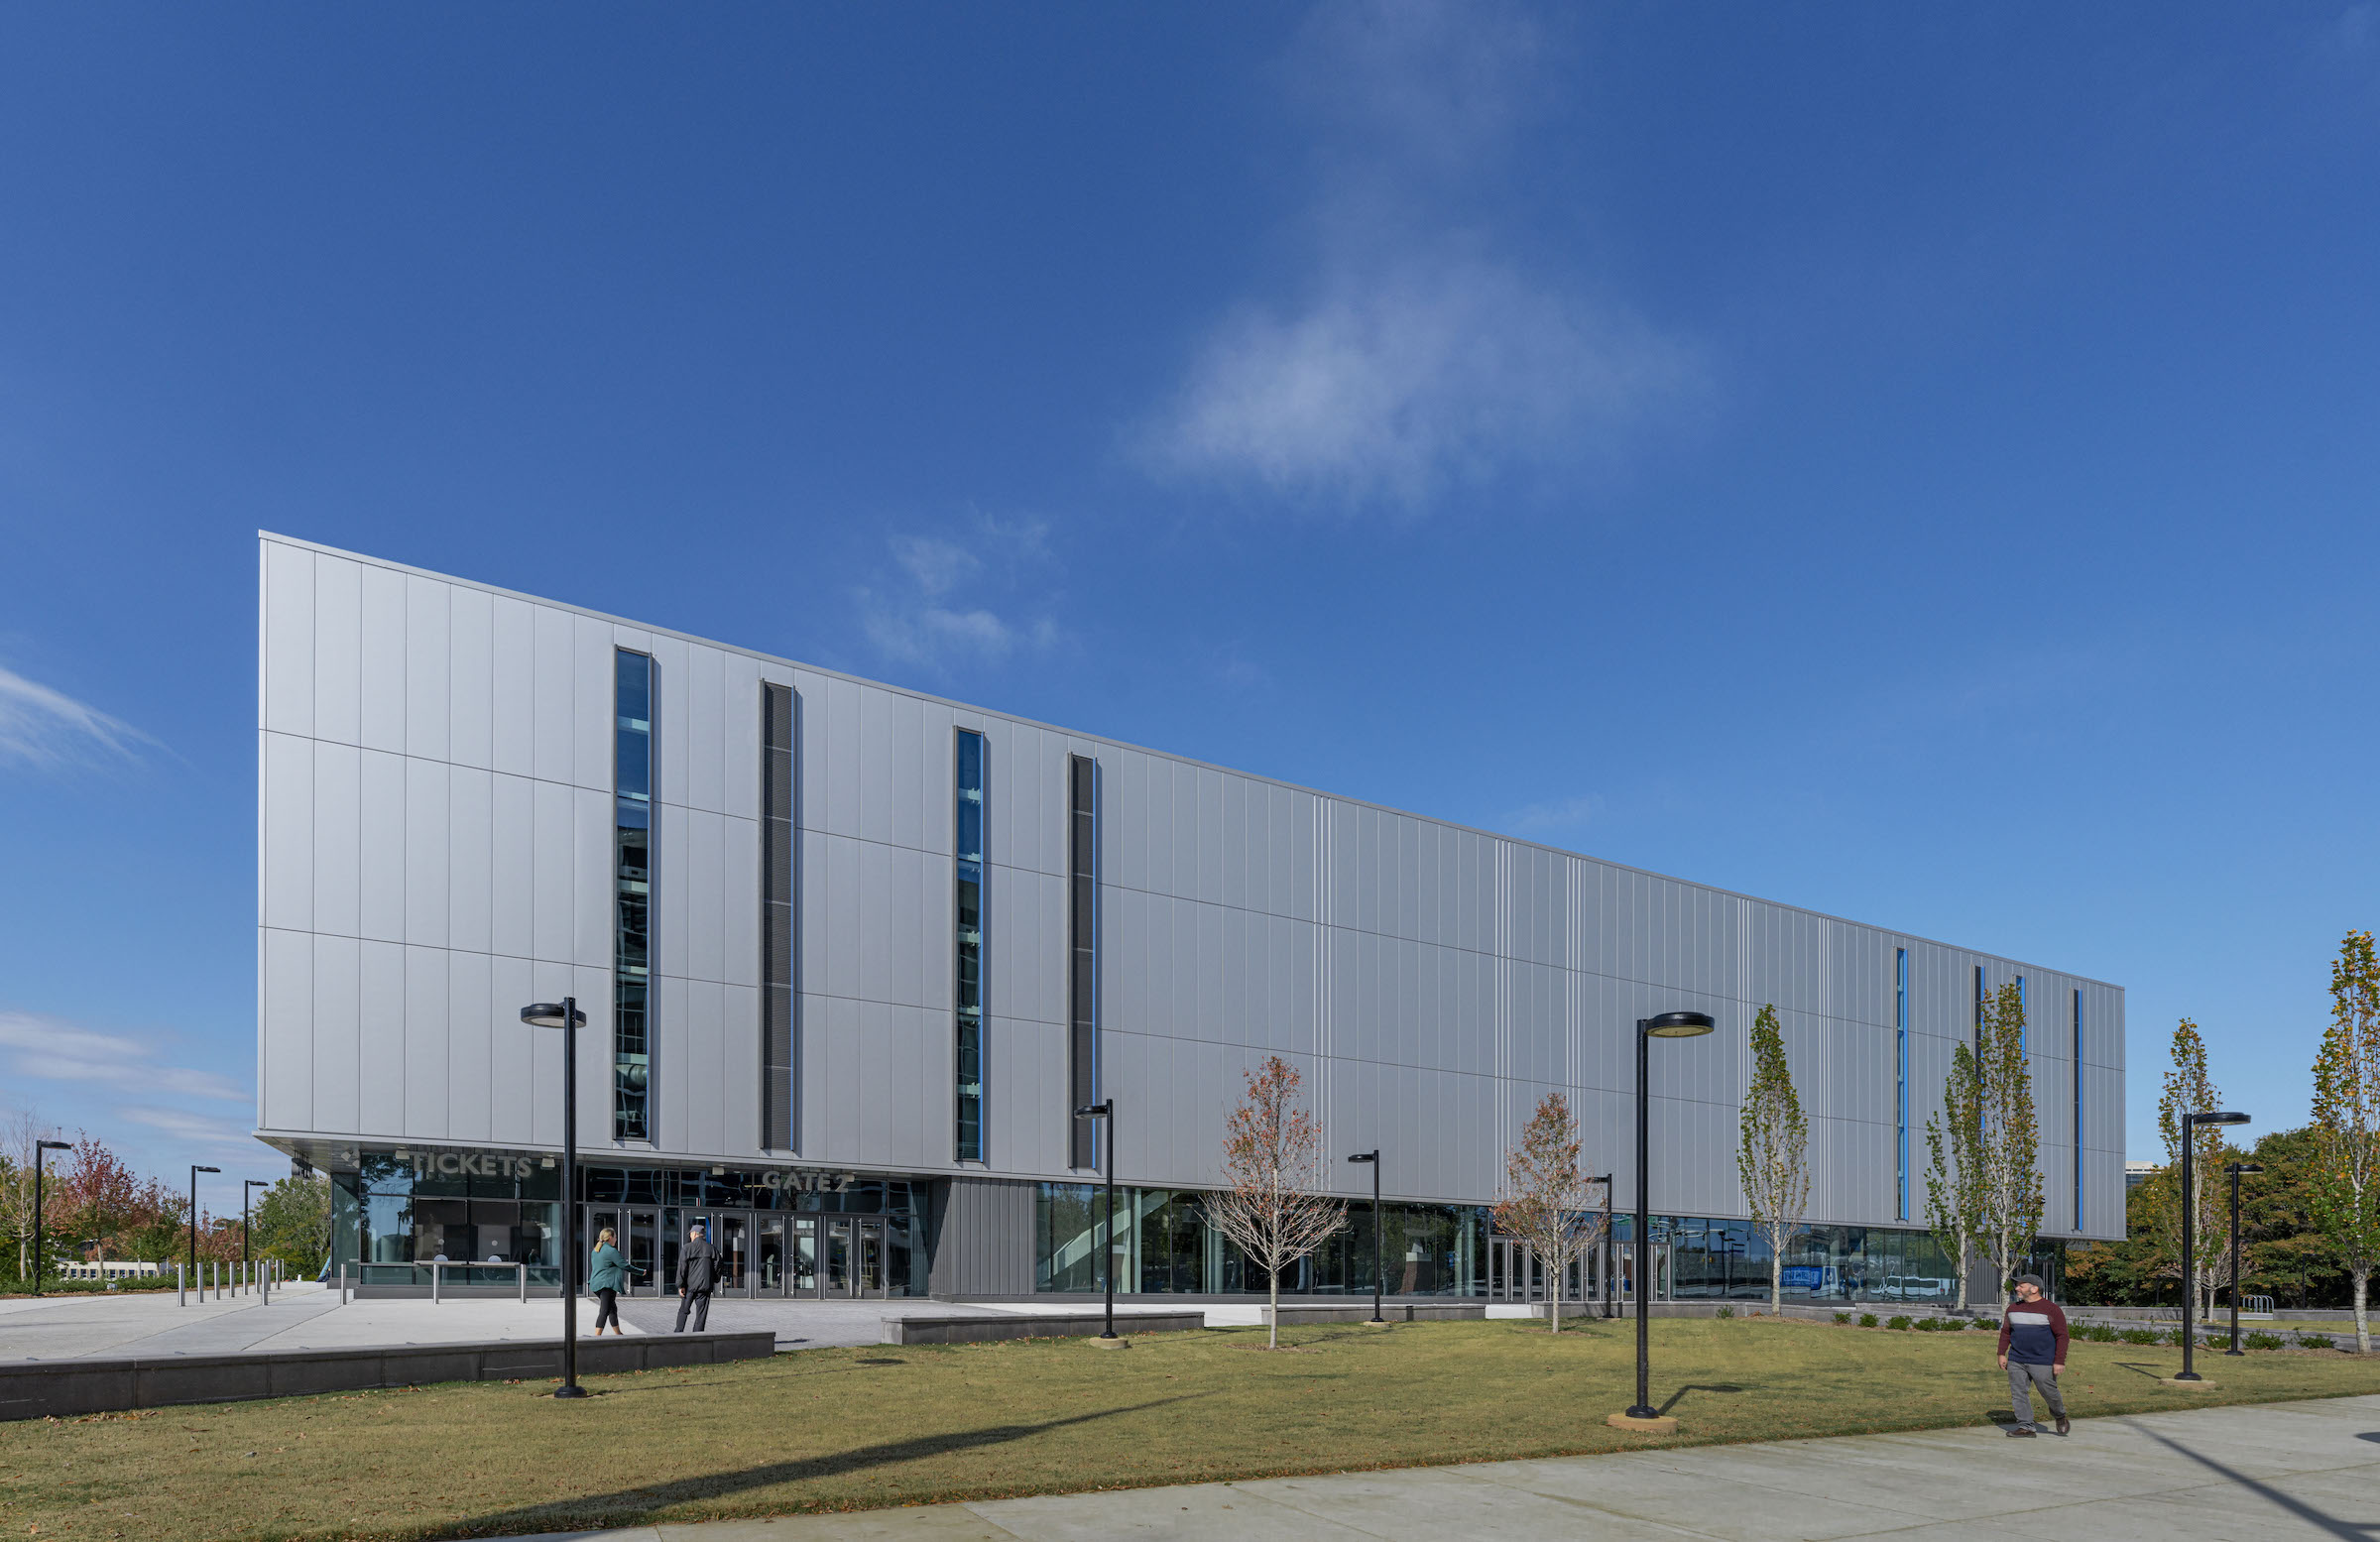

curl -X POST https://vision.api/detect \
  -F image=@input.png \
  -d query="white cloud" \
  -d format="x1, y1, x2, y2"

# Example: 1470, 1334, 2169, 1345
1156, 258, 1697, 509
1141, 0, 1699, 511
889, 535, 982, 600
860, 597, 1016, 665
0, 664, 153, 770
1508, 794, 1598, 835
857, 515, 1063, 671
116, 1106, 259, 1154
0, 1010, 251, 1104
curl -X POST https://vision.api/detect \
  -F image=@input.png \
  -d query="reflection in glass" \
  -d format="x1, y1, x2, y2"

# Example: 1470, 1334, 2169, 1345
825, 1220, 851, 1293
954, 730, 986, 1160
614, 649, 654, 1140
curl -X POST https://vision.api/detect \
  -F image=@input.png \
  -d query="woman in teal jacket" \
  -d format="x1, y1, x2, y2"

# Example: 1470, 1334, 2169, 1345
588, 1228, 627, 1335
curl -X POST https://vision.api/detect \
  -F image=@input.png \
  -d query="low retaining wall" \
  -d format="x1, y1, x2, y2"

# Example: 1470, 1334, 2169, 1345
883, 1312, 1206, 1345
0, 1331, 775, 1422
1263, 1302, 1487, 1325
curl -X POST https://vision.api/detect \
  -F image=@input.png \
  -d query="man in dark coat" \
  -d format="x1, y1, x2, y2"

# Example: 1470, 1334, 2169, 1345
1997, 1273, 2071, 1437
674, 1222, 721, 1332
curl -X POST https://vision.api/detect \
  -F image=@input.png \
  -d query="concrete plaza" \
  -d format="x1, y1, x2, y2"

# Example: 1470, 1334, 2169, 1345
0, 1284, 640, 1361
487, 1393, 2380, 1542
0, 1287, 1251, 1360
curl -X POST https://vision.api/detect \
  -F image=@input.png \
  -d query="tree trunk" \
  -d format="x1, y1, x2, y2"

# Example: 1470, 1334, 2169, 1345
1955, 1237, 1969, 1313
1770, 1248, 1782, 1314
1548, 1251, 1561, 1335
2355, 1268, 2370, 1357
1267, 1267, 1279, 1352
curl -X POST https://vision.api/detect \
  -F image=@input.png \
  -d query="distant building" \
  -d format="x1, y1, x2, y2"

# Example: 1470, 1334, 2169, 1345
59, 1260, 162, 1281
2125, 1161, 2158, 1190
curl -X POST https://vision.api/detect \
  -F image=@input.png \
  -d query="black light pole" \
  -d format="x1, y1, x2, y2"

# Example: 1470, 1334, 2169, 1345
188, 1165, 220, 1286
1588, 1173, 1614, 1318
1075, 1101, 1117, 1339
2223, 1161, 2264, 1357
243, 1179, 270, 1274
31, 1139, 69, 1295
1626, 1011, 1716, 1423
2176, 1110, 2249, 1381
1348, 1150, 1381, 1323
522, 999, 590, 1398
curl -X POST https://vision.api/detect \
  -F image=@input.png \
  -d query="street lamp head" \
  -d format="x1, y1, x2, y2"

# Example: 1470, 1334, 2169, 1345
520, 1002, 586, 1029
1643, 1010, 1717, 1038
2227, 1161, 2266, 1174
2188, 1111, 2251, 1127
1348, 1151, 1377, 1164
1073, 1102, 1112, 1120
37, 1139, 71, 1151
192, 1165, 221, 1175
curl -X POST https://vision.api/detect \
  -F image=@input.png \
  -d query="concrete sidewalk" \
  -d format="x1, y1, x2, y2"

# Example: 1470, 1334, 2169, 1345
0, 1285, 646, 1361
484, 1393, 2380, 1541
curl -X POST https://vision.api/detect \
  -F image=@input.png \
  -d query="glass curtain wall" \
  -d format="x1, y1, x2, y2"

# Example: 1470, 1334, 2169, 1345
329, 1154, 562, 1286
613, 650, 654, 1140
1032, 1182, 2000, 1304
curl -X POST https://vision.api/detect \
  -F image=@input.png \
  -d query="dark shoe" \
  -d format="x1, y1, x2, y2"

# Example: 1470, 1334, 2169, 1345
2005, 1426, 2037, 1438
2055, 1415, 2071, 1437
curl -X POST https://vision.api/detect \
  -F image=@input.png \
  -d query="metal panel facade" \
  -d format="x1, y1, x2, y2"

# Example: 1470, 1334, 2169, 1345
256, 534, 2126, 1240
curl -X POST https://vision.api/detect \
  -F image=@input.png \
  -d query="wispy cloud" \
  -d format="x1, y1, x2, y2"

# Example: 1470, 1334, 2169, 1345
0, 664, 154, 771
1156, 259, 1696, 509
117, 1105, 259, 1150
858, 515, 1064, 670
1508, 794, 1598, 836
1140, 0, 1701, 512
0, 1010, 251, 1104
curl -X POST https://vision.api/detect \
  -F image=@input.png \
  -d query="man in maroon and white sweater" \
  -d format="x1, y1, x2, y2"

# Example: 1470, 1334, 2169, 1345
1997, 1273, 2071, 1437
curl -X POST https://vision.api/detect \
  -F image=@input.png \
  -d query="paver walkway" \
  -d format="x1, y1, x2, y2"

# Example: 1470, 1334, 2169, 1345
484, 1392, 2380, 1541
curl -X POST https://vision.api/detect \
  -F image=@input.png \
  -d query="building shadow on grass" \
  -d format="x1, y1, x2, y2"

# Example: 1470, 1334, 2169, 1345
453, 1392, 1214, 1536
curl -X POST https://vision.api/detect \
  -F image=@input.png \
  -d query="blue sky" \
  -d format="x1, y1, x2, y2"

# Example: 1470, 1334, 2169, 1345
4, 4, 2377, 1219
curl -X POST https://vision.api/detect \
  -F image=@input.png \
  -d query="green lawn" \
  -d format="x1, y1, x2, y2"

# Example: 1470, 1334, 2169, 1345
4, 1317, 2375, 1542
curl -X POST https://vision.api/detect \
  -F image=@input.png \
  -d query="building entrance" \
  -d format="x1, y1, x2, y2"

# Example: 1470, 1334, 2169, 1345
582, 1206, 897, 1299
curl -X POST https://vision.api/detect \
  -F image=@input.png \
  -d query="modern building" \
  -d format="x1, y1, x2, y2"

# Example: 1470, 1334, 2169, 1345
255, 533, 2125, 1304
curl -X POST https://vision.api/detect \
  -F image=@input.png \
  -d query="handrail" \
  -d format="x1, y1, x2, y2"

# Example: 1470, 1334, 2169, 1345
427, 1260, 531, 1303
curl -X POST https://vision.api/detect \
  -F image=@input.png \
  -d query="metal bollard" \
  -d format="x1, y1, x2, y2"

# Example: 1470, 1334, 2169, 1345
431, 1261, 440, 1305
178, 1262, 185, 1306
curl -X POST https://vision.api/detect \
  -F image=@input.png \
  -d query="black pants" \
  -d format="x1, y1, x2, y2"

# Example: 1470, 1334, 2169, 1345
674, 1289, 711, 1333
592, 1288, 619, 1333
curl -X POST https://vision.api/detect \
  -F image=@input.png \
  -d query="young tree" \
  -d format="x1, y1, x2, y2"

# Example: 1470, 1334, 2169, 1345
1922, 1043, 1986, 1311
253, 1172, 334, 1275
1492, 1091, 1603, 1333
1735, 1005, 1810, 1312
0, 1107, 64, 1282
2158, 1018, 2232, 1315
2311, 930, 2380, 1354
1205, 1055, 1345, 1350
1974, 982, 2045, 1295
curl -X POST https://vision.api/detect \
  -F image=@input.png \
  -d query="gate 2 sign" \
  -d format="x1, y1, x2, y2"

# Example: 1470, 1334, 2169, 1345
762, 1169, 858, 1194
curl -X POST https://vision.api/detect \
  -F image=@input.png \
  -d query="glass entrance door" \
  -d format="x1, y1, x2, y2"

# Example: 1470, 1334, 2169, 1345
855, 1219, 888, 1299
824, 1219, 853, 1295
627, 1209, 659, 1296
717, 1214, 750, 1296
757, 1218, 785, 1294
790, 1218, 819, 1296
